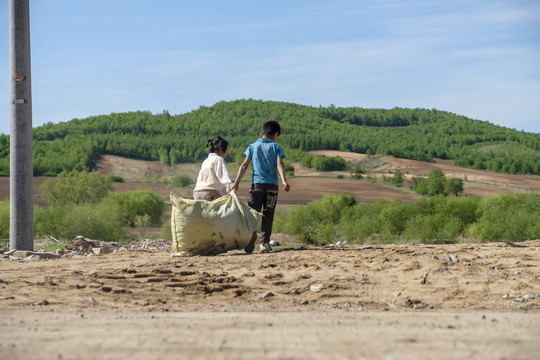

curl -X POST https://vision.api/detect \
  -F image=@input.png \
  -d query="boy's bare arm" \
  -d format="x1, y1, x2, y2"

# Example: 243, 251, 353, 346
277, 156, 291, 192
231, 157, 251, 191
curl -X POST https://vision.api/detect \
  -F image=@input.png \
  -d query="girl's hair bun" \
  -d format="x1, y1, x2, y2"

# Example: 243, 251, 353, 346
207, 136, 229, 154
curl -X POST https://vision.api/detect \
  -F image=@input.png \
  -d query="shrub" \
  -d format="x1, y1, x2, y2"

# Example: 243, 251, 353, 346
134, 214, 151, 238
283, 160, 295, 177
284, 194, 355, 244
311, 155, 347, 171
286, 148, 313, 168
59, 202, 127, 241
378, 200, 414, 235
109, 175, 124, 183
279, 192, 539, 245
35, 202, 126, 241
403, 214, 461, 243
389, 169, 404, 187
411, 168, 464, 196
467, 193, 540, 241
349, 163, 364, 180
41, 171, 114, 205
411, 177, 428, 195
102, 190, 166, 226
171, 175, 192, 187
443, 195, 480, 226
446, 178, 464, 195
34, 204, 72, 238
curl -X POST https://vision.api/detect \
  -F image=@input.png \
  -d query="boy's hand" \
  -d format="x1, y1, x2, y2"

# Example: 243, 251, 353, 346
283, 182, 290, 192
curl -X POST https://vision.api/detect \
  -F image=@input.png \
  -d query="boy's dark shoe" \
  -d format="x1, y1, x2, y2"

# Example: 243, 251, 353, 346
244, 232, 257, 254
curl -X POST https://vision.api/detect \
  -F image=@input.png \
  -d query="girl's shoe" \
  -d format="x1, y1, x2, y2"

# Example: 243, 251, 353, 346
259, 242, 272, 253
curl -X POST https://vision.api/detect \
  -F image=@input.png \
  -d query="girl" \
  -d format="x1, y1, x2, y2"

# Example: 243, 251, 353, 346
193, 136, 233, 201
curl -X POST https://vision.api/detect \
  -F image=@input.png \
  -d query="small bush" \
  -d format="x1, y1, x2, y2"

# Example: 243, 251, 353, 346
34, 202, 126, 241
34, 205, 72, 238
283, 160, 295, 177
103, 190, 166, 226
284, 194, 355, 244
171, 175, 192, 187
311, 155, 347, 171
467, 193, 540, 241
108, 175, 124, 183
340, 200, 387, 241
411, 168, 463, 196
388, 169, 404, 187
403, 214, 461, 243
349, 163, 364, 180
41, 171, 114, 205
62, 203, 126, 241
134, 214, 151, 238
378, 200, 413, 235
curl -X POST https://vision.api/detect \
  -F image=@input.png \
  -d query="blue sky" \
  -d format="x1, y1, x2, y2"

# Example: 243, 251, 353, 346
2, 0, 540, 135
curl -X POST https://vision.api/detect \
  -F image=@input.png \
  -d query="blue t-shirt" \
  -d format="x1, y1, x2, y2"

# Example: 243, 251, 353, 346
244, 138, 286, 185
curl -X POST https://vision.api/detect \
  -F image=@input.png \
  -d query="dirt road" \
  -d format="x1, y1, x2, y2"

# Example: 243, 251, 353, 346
2, 309, 538, 360
1, 238, 539, 359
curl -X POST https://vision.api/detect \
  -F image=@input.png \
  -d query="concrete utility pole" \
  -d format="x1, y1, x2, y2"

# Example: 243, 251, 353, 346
9, 0, 33, 250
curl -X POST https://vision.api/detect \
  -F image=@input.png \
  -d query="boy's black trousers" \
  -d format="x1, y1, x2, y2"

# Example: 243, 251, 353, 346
248, 183, 279, 244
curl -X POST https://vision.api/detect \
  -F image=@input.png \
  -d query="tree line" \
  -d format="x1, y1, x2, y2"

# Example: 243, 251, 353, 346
0, 99, 538, 176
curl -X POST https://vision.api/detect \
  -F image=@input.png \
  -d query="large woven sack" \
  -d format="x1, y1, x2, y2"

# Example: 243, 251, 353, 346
170, 191, 262, 256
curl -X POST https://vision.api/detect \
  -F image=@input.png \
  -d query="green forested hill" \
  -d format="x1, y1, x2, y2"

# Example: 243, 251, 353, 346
0, 99, 539, 176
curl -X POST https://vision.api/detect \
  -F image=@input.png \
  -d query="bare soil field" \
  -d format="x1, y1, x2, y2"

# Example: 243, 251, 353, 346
1, 152, 539, 206
1, 238, 539, 359
2, 153, 540, 359
308, 150, 540, 198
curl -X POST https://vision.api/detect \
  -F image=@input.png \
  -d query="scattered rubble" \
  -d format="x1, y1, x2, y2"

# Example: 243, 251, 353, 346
504, 292, 538, 303
448, 254, 459, 263
310, 280, 323, 293
0, 235, 172, 260
261, 291, 275, 299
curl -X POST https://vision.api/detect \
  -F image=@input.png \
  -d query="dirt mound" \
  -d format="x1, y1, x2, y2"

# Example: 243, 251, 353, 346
61, 237, 172, 256
64, 236, 102, 254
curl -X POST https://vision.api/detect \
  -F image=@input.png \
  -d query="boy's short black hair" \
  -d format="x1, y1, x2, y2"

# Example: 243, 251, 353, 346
262, 120, 281, 136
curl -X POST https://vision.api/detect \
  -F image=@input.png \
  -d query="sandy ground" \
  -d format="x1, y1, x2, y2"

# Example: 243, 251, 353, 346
1, 238, 539, 359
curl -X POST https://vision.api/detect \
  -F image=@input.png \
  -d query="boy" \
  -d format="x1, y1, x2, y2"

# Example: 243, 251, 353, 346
232, 120, 291, 253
